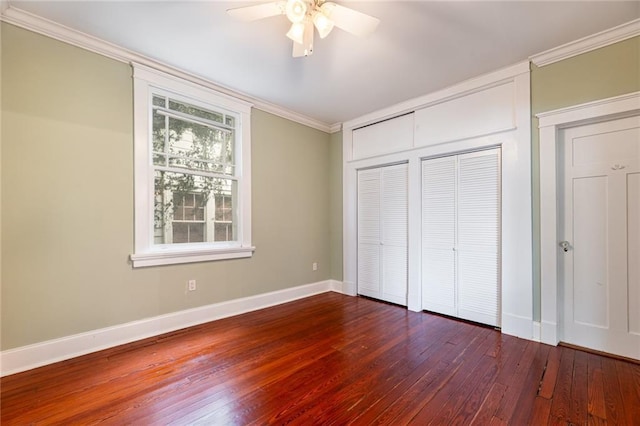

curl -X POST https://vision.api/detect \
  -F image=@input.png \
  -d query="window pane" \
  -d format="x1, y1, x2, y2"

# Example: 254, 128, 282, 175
215, 195, 234, 222
167, 117, 234, 176
173, 222, 205, 244
172, 197, 184, 220
195, 204, 205, 221
215, 223, 232, 242
188, 223, 205, 242
152, 108, 166, 154
172, 222, 189, 243
154, 171, 237, 245
169, 99, 223, 124
152, 96, 166, 107
153, 153, 166, 166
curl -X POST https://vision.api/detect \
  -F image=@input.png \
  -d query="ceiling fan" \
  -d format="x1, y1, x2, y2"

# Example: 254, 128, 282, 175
227, 0, 380, 57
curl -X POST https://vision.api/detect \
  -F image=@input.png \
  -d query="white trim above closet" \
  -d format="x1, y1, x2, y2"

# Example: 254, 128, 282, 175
342, 61, 533, 340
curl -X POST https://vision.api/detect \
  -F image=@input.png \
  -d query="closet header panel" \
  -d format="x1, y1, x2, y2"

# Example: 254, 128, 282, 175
414, 82, 516, 148
352, 114, 414, 160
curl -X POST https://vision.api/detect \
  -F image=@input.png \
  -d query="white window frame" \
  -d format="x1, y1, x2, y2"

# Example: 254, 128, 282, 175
130, 63, 254, 267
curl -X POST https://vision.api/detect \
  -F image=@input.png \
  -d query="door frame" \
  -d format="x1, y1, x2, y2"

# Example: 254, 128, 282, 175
538, 91, 640, 346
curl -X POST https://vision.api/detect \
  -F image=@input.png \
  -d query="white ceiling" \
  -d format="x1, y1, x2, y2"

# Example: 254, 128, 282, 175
6, 1, 640, 127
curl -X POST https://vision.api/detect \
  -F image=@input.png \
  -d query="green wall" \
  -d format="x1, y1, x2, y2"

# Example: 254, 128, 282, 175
1, 23, 333, 350
530, 36, 640, 321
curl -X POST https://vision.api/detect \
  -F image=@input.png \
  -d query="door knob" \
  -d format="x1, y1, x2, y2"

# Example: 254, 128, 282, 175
559, 241, 571, 252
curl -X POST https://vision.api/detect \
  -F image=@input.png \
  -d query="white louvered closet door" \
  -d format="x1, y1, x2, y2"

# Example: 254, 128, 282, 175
357, 169, 381, 298
422, 148, 501, 327
422, 156, 457, 316
357, 164, 408, 306
457, 150, 501, 326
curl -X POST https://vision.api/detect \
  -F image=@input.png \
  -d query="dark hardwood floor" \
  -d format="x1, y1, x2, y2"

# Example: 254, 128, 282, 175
2, 292, 639, 425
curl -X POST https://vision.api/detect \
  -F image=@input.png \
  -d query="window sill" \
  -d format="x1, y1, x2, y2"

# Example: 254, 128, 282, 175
130, 245, 255, 268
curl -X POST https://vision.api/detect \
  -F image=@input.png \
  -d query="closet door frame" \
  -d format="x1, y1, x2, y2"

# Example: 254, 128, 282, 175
342, 64, 532, 341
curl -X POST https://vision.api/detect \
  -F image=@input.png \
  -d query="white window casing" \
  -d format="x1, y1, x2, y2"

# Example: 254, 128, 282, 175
130, 63, 254, 267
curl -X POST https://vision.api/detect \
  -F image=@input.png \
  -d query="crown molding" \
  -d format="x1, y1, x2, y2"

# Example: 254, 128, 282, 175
0, 5, 336, 134
530, 18, 640, 67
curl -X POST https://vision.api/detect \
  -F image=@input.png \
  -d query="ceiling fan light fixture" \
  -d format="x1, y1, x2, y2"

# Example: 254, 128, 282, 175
312, 9, 334, 39
320, 2, 335, 16
293, 20, 314, 57
286, 21, 306, 44
227, 0, 380, 58
285, 0, 307, 23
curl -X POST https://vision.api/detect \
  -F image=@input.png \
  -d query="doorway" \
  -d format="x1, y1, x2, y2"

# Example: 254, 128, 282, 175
539, 91, 640, 360
559, 116, 639, 359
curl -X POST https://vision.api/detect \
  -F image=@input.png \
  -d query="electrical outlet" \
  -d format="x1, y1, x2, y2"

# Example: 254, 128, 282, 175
188, 279, 197, 291
312, 262, 318, 271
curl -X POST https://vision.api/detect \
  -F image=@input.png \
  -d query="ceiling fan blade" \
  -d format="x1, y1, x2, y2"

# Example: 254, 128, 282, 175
323, 3, 380, 37
227, 1, 286, 22
292, 20, 314, 57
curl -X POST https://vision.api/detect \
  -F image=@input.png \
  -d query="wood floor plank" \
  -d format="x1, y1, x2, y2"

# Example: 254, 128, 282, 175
367, 326, 486, 425
586, 352, 607, 420
539, 345, 562, 399
548, 347, 576, 423
508, 343, 550, 425
410, 330, 497, 424
529, 396, 552, 425
493, 341, 540, 422
247, 309, 429, 425
601, 356, 628, 424
615, 358, 640, 425
468, 382, 508, 425
348, 320, 470, 425
569, 349, 589, 425
285, 316, 448, 425
1, 292, 637, 425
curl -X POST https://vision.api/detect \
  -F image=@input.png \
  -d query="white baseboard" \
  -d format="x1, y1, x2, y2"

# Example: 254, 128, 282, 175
328, 279, 344, 293
501, 312, 534, 340
341, 280, 356, 296
532, 321, 541, 342
540, 320, 559, 346
0, 280, 344, 377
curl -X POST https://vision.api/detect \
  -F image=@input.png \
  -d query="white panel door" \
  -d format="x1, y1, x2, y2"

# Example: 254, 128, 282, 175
357, 164, 408, 305
422, 148, 501, 327
561, 115, 640, 360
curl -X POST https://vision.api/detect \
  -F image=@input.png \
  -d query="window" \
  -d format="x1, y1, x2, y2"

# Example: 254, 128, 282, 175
131, 64, 253, 267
